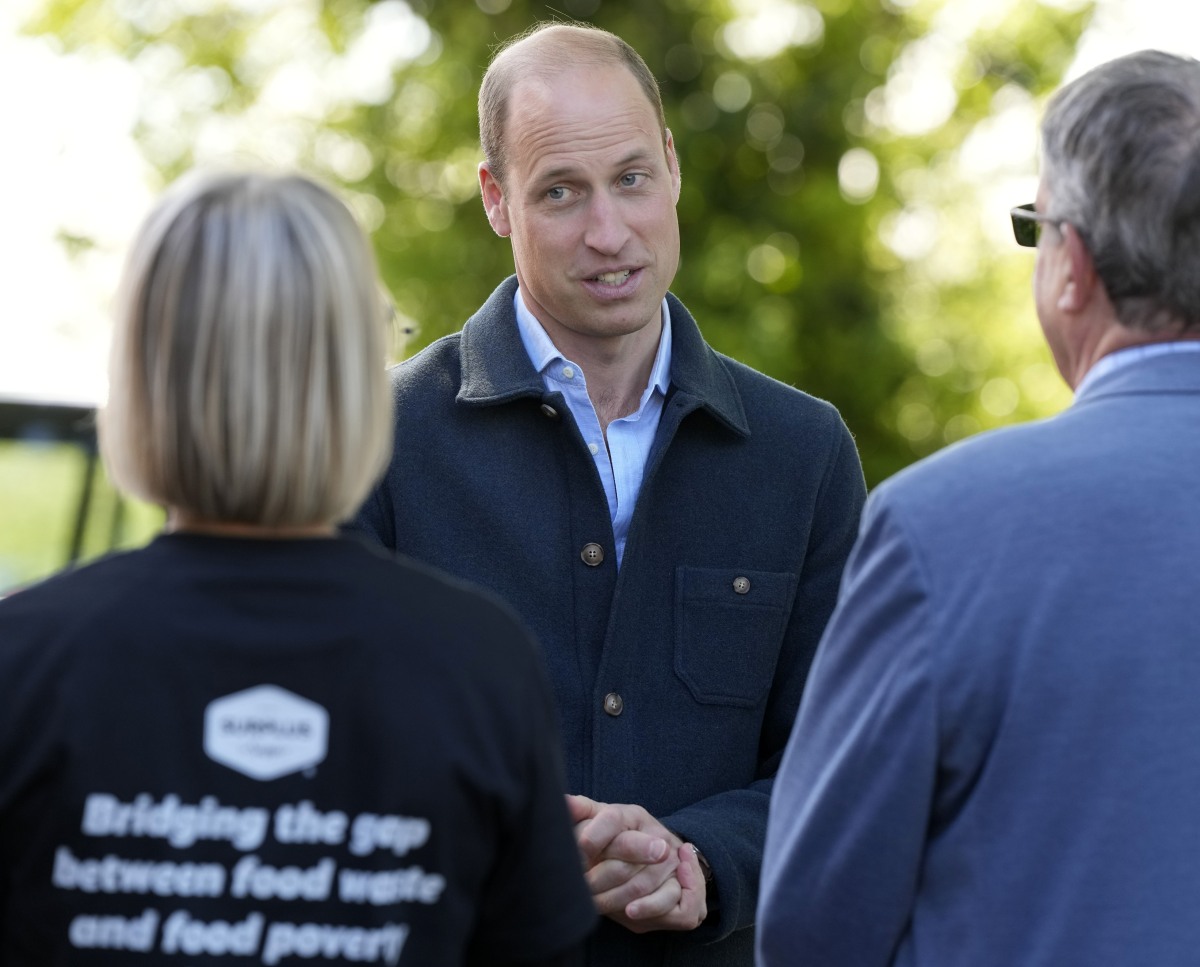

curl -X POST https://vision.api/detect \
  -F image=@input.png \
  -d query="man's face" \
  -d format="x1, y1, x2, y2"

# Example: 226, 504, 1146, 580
1032, 176, 1072, 378
479, 63, 681, 355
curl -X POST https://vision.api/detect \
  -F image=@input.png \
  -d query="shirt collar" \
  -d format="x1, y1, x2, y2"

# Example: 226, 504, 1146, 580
456, 276, 749, 437
513, 286, 673, 398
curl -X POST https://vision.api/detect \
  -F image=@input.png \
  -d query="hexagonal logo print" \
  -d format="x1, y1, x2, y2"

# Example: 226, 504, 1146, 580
203, 685, 329, 781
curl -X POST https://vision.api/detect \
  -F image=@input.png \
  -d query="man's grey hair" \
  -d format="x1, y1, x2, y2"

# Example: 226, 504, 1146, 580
1042, 50, 1200, 333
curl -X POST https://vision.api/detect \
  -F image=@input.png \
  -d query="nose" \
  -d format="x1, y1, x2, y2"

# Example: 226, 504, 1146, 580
582, 191, 630, 255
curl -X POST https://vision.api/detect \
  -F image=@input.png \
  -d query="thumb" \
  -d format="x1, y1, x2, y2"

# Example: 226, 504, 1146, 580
566, 793, 601, 825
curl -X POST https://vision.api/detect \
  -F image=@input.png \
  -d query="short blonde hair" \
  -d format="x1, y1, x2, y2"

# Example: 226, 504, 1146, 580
102, 170, 392, 527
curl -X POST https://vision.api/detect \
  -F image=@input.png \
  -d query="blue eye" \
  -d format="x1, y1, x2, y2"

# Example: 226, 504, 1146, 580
547, 186, 566, 200
619, 173, 643, 187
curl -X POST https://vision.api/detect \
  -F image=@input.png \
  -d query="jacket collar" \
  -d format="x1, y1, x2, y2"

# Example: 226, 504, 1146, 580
1074, 346, 1200, 405
456, 276, 749, 437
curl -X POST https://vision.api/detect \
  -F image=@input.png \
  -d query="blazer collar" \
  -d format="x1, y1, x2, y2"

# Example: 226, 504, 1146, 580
1074, 348, 1200, 405
456, 276, 749, 437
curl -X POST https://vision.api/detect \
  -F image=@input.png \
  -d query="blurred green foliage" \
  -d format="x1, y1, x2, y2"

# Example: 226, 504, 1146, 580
22, 0, 1091, 496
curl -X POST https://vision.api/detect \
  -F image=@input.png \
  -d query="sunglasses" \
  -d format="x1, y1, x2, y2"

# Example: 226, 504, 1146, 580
1010, 203, 1062, 247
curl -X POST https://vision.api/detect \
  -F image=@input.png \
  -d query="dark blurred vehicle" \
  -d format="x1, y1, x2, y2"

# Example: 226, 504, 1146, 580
0, 392, 134, 595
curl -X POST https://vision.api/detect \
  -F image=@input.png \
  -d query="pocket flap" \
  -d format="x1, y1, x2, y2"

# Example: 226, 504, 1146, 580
674, 566, 798, 707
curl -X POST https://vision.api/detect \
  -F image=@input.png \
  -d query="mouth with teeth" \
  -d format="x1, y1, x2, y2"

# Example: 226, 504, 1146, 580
592, 269, 632, 285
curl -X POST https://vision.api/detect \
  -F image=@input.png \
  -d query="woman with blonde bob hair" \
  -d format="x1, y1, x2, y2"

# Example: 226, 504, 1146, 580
104, 170, 391, 532
0, 171, 595, 965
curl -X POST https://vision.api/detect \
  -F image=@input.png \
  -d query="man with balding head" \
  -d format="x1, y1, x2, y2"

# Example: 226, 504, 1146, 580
352, 23, 865, 966
758, 49, 1200, 967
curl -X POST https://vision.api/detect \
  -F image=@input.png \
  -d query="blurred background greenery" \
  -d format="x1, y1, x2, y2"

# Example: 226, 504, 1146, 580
2, 0, 1099, 593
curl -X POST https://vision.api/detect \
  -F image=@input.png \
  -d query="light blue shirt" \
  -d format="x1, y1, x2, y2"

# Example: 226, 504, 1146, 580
1075, 339, 1200, 397
514, 288, 672, 568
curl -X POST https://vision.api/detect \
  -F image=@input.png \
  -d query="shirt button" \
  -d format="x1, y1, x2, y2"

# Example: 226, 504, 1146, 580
562, 366, 575, 379
540, 403, 559, 419
733, 576, 751, 594
603, 692, 624, 716
588, 442, 600, 455
581, 543, 605, 567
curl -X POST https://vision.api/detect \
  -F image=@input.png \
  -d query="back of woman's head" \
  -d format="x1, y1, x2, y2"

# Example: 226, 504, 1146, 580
102, 171, 392, 528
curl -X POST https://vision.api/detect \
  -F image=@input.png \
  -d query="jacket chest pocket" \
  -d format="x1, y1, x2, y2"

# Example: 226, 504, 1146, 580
674, 566, 798, 708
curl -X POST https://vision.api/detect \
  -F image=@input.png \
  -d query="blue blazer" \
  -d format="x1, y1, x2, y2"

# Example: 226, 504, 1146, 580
759, 351, 1200, 967
352, 277, 865, 966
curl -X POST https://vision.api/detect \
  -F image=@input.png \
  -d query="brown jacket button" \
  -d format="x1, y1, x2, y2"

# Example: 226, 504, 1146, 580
581, 543, 605, 567
540, 403, 559, 419
733, 576, 751, 594
603, 692, 624, 716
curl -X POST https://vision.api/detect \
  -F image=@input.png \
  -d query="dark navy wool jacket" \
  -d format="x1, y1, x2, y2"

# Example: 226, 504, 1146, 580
350, 276, 866, 966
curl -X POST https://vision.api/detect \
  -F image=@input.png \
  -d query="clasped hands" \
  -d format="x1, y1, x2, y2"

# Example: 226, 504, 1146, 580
566, 794, 707, 934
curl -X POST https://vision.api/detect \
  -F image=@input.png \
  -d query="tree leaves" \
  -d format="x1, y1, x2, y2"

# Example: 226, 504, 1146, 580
29, 0, 1091, 484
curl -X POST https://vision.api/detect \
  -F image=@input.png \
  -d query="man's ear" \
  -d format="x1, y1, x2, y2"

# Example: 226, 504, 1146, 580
1058, 223, 1099, 313
665, 128, 681, 204
478, 162, 511, 237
